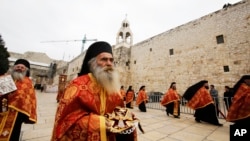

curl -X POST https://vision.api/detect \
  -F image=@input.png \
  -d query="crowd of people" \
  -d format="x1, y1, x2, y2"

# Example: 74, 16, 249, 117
0, 38, 249, 140
120, 75, 250, 129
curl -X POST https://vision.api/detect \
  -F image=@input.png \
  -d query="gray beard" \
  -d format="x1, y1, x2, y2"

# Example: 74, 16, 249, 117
90, 63, 120, 94
11, 70, 26, 81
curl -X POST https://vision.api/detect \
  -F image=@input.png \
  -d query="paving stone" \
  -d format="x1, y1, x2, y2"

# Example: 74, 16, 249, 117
20, 91, 230, 141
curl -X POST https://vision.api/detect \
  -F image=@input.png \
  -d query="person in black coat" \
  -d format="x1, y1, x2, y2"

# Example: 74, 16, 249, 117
223, 86, 234, 110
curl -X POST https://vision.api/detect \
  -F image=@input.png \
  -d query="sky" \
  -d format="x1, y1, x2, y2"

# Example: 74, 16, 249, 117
0, 0, 241, 61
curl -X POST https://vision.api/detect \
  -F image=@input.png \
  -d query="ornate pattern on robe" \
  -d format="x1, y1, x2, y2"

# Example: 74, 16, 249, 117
186, 87, 214, 110
0, 77, 37, 140
0, 110, 18, 140
161, 88, 179, 106
227, 83, 250, 122
51, 73, 137, 141
136, 90, 148, 105
126, 91, 134, 104
161, 88, 180, 116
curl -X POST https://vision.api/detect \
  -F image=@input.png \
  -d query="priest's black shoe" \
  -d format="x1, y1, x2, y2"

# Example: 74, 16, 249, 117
215, 123, 223, 126
174, 116, 180, 118
195, 118, 201, 123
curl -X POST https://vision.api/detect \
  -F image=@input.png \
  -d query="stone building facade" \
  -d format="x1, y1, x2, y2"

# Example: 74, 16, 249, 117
67, 51, 86, 81
9, 51, 68, 89
129, 0, 250, 95
67, 0, 249, 96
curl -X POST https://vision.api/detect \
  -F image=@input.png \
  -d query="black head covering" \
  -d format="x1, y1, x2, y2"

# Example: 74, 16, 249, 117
14, 59, 30, 77
183, 80, 208, 100
78, 41, 113, 76
169, 82, 176, 89
14, 59, 30, 69
139, 85, 145, 91
232, 75, 250, 96
126, 86, 133, 93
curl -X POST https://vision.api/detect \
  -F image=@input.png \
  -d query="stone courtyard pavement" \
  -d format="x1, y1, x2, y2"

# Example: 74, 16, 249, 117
20, 91, 231, 141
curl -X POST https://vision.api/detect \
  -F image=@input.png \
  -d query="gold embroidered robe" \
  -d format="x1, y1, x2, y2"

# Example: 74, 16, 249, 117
0, 77, 37, 140
136, 90, 148, 106
187, 87, 214, 110
51, 73, 138, 141
227, 83, 250, 122
161, 88, 179, 106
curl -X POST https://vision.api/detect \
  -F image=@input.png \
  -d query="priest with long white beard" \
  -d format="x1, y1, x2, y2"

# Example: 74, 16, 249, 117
51, 41, 138, 141
11, 61, 29, 81
0, 59, 37, 141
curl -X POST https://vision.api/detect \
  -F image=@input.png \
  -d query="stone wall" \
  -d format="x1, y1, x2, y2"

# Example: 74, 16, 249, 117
113, 46, 131, 86
128, 0, 250, 95
62, 1, 249, 97
67, 52, 86, 81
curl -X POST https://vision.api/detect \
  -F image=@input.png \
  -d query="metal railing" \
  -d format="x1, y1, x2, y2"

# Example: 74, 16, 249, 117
142, 95, 233, 119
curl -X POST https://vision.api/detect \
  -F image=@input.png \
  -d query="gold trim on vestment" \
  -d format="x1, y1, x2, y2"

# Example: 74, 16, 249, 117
0, 110, 18, 141
89, 73, 107, 141
100, 116, 107, 141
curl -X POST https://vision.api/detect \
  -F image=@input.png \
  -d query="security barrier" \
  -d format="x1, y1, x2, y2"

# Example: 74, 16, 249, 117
140, 95, 233, 119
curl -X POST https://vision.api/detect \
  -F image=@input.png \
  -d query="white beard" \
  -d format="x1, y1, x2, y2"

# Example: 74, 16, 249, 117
90, 61, 120, 94
11, 70, 26, 81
